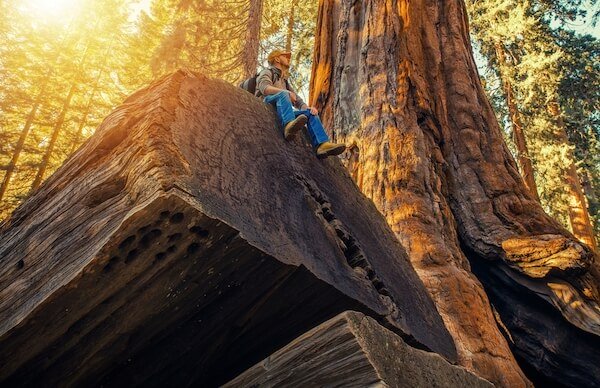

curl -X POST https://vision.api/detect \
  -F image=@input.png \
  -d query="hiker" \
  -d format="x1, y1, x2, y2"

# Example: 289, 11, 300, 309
255, 49, 346, 159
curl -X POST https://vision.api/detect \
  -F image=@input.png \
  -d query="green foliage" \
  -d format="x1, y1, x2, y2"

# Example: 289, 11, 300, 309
556, 29, 600, 233
467, 0, 600, 241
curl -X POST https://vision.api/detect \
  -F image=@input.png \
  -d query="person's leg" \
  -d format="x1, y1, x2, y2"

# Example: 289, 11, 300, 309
295, 110, 330, 148
264, 91, 295, 126
295, 109, 346, 158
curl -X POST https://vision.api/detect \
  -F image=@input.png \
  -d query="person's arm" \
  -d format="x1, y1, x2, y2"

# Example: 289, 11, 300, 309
286, 81, 306, 109
287, 81, 318, 113
257, 70, 286, 96
257, 70, 299, 104
262, 85, 287, 95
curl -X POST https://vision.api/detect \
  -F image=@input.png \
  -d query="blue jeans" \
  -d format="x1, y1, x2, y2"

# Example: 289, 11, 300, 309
264, 91, 330, 147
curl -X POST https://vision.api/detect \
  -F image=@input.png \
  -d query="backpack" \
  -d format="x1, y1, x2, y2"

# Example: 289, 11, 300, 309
239, 69, 290, 95
239, 73, 260, 95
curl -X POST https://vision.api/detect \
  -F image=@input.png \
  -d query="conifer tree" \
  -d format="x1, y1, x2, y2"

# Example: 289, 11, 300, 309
1, 0, 320, 219
0, 0, 137, 217
466, 0, 599, 248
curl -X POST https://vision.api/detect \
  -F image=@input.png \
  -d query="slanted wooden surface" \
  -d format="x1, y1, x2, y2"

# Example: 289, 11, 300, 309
0, 71, 455, 386
225, 311, 493, 388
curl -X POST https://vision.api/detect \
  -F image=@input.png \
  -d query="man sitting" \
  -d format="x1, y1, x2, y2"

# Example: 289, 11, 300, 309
255, 49, 346, 159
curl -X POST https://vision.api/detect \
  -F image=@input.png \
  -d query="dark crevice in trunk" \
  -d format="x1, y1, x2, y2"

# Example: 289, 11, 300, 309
461, 240, 600, 388
511, 353, 567, 388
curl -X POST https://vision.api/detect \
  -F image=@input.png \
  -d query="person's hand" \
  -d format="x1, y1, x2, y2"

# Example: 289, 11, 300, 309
309, 106, 319, 115
288, 91, 297, 104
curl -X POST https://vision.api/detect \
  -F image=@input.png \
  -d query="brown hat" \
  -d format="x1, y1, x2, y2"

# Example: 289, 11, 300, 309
267, 49, 292, 65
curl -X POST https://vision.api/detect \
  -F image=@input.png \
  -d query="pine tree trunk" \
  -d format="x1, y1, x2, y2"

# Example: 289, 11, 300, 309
0, 26, 73, 202
70, 45, 111, 154
285, 0, 298, 52
0, 83, 48, 201
548, 102, 597, 250
30, 83, 77, 192
241, 0, 263, 79
565, 163, 597, 249
581, 169, 599, 225
31, 44, 92, 192
493, 41, 540, 202
69, 83, 99, 154
310, 0, 600, 386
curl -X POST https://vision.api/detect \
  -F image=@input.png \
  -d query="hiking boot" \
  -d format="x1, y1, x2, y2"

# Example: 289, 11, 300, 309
284, 115, 308, 140
316, 141, 346, 159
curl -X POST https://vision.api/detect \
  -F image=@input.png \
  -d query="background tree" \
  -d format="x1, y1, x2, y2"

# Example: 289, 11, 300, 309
467, 0, 599, 247
0, 0, 139, 217
0, 0, 320, 219
241, 0, 264, 79
555, 29, 600, 243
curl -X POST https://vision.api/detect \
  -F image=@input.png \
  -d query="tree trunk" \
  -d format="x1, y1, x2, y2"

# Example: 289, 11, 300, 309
310, 0, 600, 386
493, 41, 540, 203
581, 169, 599, 227
0, 25, 73, 202
30, 83, 77, 192
31, 43, 92, 192
0, 81, 49, 201
285, 0, 298, 52
564, 161, 597, 249
241, 0, 263, 79
69, 44, 112, 155
69, 82, 99, 154
548, 102, 597, 250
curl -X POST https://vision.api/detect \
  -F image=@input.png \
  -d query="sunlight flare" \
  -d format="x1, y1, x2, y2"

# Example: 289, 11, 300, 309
24, 0, 81, 21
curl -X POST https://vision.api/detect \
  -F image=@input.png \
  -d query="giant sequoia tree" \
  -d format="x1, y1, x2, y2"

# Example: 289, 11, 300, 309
310, 0, 600, 386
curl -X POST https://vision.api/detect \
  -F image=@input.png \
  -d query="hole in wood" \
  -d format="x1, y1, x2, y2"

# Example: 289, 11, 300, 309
103, 256, 120, 272
187, 242, 200, 254
189, 226, 209, 238
170, 212, 184, 224
168, 233, 182, 243
141, 229, 162, 248
118, 235, 136, 250
83, 177, 126, 207
125, 249, 139, 263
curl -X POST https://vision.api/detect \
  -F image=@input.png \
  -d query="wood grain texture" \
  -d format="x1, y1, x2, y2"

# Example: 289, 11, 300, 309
0, 71, 455, 386
310, 0, 599, 386
225, 311, 493, 388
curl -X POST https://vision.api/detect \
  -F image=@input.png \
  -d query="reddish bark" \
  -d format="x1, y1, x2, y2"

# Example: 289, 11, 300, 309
310, 0, 599, 386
